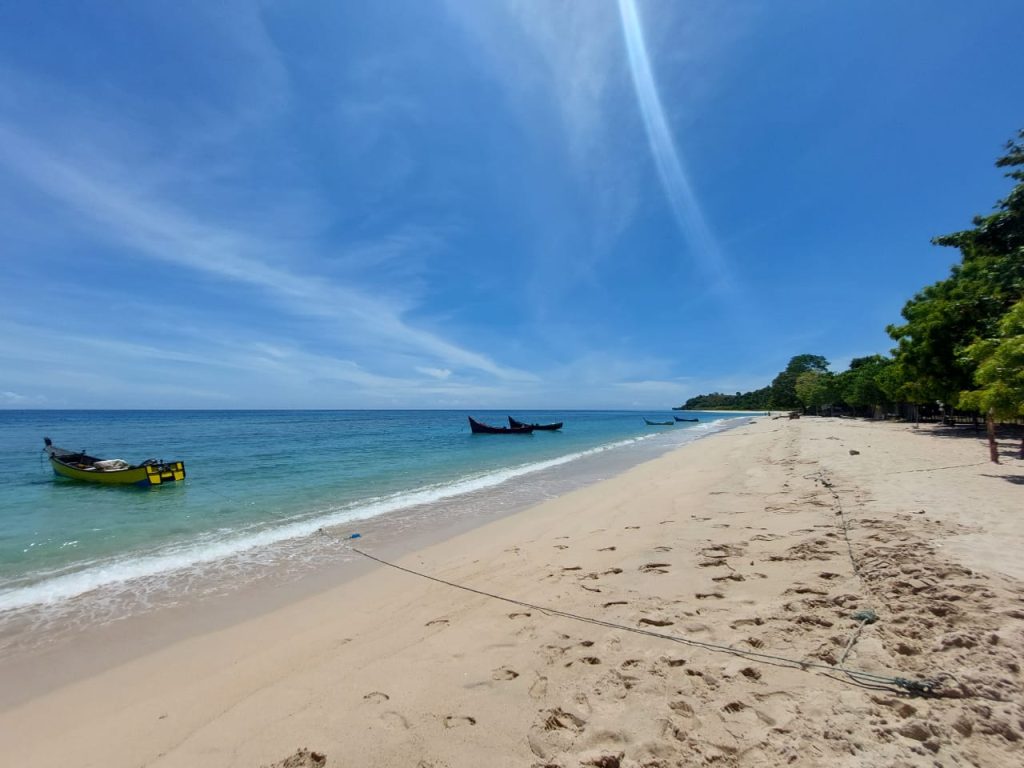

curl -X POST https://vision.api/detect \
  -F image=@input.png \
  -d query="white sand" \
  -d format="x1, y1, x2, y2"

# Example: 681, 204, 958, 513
1, 417, 1022, 767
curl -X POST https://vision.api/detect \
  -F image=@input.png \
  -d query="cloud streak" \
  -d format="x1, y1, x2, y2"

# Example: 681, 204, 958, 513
617, 0, 733, 292
0, 121, 536, 384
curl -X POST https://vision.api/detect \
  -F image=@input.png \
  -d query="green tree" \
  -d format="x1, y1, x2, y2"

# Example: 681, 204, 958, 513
888, 130, 1024, 405
839, 355, 894, 416
795, 370, 837, 414
958, 299, 1024, 461
770, 354, 829, 409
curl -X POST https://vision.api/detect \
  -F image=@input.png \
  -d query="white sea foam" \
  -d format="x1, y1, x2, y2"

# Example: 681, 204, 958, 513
0, 418, 745, 614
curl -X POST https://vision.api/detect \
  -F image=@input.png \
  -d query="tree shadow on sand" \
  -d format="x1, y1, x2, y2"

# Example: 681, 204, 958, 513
903, 422, 1023, 462
982, 474, 1024, 485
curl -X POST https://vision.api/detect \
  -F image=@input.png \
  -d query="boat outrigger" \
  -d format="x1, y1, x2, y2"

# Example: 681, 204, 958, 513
43, 437, 186, 486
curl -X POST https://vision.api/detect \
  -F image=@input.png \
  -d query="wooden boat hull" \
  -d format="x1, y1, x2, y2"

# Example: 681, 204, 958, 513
468, 417, 533, 434
643, 418, 674, 426
674, 417, 699, 422
44, 438, 186, 486
49, 457, 186, 486
508, 417, 562, 431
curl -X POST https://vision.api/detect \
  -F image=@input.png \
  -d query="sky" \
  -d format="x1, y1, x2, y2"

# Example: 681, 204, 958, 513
1, 1, 1022, 410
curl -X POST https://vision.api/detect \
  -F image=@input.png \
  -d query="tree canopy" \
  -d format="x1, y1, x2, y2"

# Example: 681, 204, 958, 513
887, 129, 1024, 405
678, 128, 1024, 446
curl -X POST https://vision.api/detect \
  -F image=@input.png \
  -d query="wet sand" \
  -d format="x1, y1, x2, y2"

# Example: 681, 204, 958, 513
1, 417, 1021, 767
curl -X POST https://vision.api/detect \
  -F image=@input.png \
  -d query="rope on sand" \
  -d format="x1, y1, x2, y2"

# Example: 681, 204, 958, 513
343, 544, 952, 698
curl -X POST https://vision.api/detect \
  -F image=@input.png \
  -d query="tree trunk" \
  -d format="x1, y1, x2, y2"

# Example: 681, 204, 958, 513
986, 411, 999, 464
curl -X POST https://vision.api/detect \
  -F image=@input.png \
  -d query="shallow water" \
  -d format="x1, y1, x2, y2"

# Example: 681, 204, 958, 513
0, 409, 752, 648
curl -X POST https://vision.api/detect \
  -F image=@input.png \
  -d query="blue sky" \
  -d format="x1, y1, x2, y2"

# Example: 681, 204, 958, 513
1, 1, 1021, 409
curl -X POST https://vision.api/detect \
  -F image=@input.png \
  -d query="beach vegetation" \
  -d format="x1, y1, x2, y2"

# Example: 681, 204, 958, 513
769, 355, 830, 409
680, 129, 1023, 455
958, 299, 1024, 460
887, 129, 1024, 408
836, 355, 895, 417
795, 370, 838, 414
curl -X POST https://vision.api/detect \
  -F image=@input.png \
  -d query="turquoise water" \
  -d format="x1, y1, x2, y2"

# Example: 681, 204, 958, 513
0, 410, 751, 618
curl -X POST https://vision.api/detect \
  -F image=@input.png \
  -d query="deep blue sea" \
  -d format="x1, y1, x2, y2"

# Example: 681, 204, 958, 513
0, 410, 753, 642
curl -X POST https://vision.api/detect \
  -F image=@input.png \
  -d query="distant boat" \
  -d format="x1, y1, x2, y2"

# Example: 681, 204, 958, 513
508, 417, 562, 431
43, 437, 186, 487
674, 416, 699, 422
468, 417, 534, 435
643, 418, 674, 426
671, 406, 685, 411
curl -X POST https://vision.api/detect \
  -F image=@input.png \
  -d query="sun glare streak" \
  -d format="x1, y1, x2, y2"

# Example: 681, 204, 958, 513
618, 0, 732, 292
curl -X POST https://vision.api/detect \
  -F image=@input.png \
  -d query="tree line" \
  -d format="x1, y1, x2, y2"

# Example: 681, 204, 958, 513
681, 129, 1024, 460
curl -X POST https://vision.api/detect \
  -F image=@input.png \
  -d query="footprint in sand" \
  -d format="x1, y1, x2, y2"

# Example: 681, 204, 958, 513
598, 546, 617, 552
624, 525, 640, 530
264, 749, 326, 768
580, 584, 601, 593
603, 600, 628, 608
529, 675, 548, 699
492, 667, 519, 680
695, 592, 724, 600
639, 617, 674, 627
508, 612, 532, 619
426, 618, 449, 627
541, 707, 586, 732
562, 565, 582, 571
363, 691, 390, 703
654, 546, 672, 552
669, 699, 695, 717
381, 711, 410, 729
602, 567, 623, 576
554, 544, 569, 550
444, 715, 477, 728
640, 563, 671, 574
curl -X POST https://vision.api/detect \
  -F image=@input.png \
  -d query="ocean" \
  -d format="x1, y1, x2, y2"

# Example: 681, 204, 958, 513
0, 409, 752, 650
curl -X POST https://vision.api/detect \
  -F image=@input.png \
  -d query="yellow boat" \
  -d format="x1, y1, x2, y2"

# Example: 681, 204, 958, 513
43, 437, 186, 487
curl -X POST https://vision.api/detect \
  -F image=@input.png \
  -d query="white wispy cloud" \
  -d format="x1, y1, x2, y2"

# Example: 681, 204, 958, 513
617, 0, 734, 292
0, 121, 536, 384
444, 1, 640, 255
416, 366, 453, 380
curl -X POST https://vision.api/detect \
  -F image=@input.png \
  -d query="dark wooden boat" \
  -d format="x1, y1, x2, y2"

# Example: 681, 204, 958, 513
43, 437, 186, 486
643, 418, 674, 426
468, 417, 533, 434
508, 417, 562, 431
674, 416, 699, 422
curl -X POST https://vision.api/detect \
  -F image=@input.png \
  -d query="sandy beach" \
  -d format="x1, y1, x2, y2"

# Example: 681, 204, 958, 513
1, 416, 1022, 767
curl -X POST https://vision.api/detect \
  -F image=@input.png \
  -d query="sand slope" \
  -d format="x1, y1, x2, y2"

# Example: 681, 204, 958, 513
2, 417, 1022, 767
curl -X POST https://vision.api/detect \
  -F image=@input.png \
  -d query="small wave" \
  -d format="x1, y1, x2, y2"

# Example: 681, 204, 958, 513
0, 431, 675, 613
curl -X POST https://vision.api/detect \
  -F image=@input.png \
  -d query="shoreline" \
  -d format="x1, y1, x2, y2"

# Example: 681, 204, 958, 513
0, 414, 742, 619
1, 417, 1021, 766
0, 417, 749, 701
